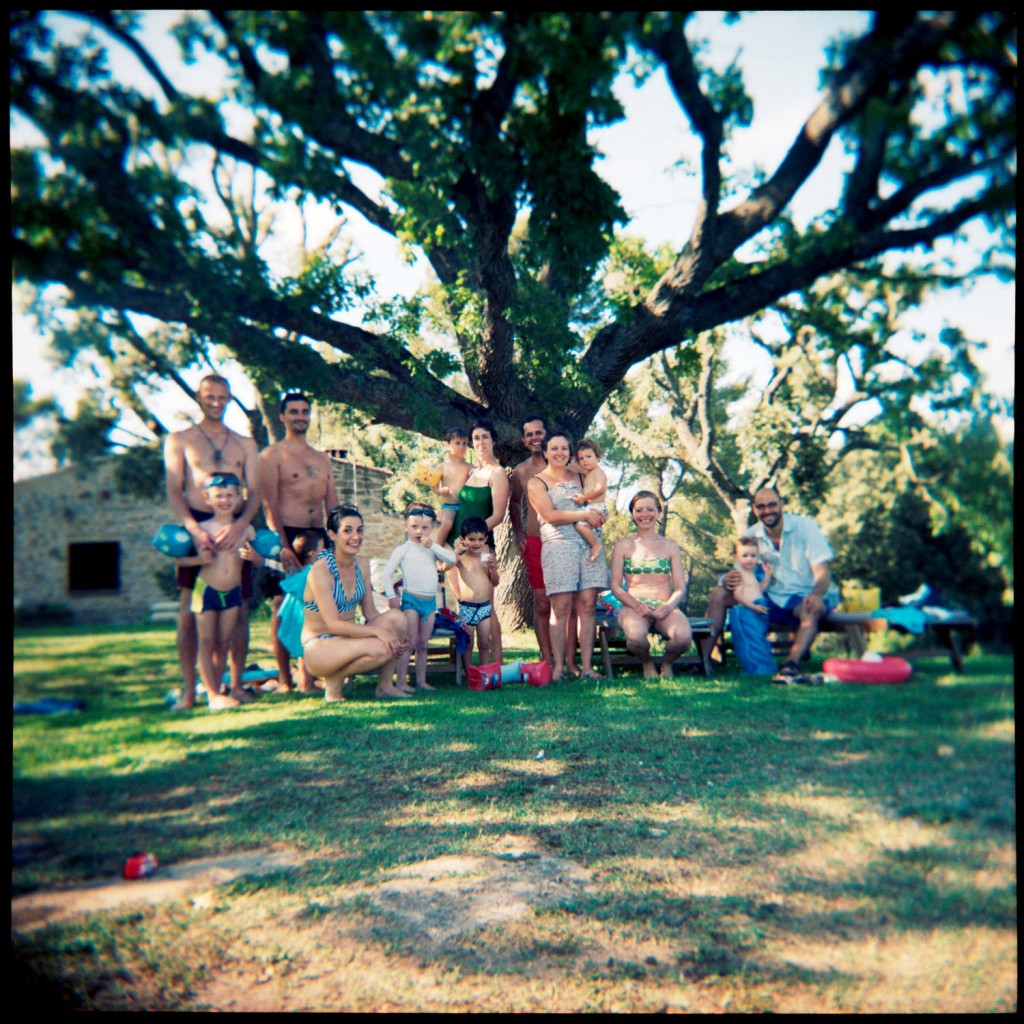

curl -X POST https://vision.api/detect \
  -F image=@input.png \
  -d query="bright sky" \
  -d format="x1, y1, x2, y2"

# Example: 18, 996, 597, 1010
12, 11, 1015, 480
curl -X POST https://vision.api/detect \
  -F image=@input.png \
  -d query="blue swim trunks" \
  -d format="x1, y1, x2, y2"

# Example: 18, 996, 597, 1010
459, 600, 492, 627
763, 592, 839, 628
401, 591, 438, 618
191, 578, 243, 614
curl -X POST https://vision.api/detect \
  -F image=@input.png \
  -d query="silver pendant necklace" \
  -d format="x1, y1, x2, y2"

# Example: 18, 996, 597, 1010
198, 425, 230, 465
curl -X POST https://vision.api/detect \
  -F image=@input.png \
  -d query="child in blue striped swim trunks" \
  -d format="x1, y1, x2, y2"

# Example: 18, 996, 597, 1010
443, 516, 501, 676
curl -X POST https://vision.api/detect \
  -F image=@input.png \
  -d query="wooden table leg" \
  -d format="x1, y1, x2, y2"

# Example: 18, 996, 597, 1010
599, 626, 613, 679
843, 623, 867, 658
933, 625, 966, 671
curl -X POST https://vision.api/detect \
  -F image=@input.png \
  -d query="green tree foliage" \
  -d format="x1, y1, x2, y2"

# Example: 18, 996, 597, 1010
50, 394, 119, 468
12, 379, 56, 429
835, 489, 1009, 636
10, 11, 1016, 454
601, 241, 1013, 620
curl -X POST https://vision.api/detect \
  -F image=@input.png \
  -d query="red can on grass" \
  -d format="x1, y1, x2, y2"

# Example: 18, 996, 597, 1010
123, 852, 158, 879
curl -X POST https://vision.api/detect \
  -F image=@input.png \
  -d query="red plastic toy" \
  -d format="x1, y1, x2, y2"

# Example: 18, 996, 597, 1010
822, 656, 913, 685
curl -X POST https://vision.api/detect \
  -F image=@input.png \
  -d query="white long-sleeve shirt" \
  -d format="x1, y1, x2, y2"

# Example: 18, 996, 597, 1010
383, 540, 456, 598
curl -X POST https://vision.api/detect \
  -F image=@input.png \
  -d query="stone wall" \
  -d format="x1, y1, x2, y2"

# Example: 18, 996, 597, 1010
13, 456, 405, 626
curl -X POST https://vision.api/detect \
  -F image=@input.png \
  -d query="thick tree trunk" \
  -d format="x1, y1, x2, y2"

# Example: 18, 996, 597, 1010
493, 517, 532, 634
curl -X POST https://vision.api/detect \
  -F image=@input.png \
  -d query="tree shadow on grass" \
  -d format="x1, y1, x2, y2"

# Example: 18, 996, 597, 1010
12, 655, 1015, 1009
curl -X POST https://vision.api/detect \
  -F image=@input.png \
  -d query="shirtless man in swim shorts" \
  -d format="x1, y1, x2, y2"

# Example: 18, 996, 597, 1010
259, 392, 339, 692
164, 374, 261, 704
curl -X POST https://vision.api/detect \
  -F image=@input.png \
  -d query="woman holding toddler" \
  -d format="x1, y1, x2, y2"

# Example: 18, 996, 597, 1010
527, 431, 609, 681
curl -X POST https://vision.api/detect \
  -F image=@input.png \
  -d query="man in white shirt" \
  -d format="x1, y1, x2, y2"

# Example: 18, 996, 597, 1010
710, 487, 839, 681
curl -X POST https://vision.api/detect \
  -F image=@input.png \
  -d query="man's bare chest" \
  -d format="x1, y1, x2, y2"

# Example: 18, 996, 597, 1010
184, 432, 247, 480
278, 450, 329, 493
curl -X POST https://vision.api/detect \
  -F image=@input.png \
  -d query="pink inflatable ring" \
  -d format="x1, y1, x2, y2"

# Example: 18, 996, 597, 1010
822, 656, 913, 685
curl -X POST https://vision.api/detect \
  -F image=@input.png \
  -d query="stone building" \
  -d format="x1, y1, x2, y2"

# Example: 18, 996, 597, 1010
13, 454, 406, 625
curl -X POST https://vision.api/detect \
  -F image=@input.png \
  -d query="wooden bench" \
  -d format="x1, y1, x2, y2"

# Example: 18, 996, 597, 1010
597, 614, 715, 678
817, 610, 977, 671
424, 625, 464, 685
721, 609, 978, 672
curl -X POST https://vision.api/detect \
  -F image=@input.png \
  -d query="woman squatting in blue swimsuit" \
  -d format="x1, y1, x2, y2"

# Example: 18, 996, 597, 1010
301, 504, 410, 701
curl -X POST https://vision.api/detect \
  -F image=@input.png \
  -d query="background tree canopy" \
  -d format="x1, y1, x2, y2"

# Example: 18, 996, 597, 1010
11, 10, 1015, 452
11, 11, 1014, 635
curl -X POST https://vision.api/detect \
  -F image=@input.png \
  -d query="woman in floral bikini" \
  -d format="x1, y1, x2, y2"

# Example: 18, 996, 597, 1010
608, 491, 693, 680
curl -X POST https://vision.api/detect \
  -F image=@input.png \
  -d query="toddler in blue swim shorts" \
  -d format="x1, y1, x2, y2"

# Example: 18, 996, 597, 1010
384, 503, 457, 692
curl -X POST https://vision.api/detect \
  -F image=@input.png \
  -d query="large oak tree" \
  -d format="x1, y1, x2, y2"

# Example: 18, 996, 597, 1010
11, 11, 1016, 455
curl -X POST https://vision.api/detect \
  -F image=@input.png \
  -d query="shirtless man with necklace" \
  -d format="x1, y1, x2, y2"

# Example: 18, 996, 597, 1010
164, 374, 261, 706
259, 392, 339, 691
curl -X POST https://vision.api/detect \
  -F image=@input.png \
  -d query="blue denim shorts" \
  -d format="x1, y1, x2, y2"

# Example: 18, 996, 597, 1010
764, 592, 839, 627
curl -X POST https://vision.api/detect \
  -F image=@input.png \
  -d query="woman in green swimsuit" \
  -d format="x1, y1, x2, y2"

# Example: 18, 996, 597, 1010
452, 420, 510, 661
609, 490, 692, 680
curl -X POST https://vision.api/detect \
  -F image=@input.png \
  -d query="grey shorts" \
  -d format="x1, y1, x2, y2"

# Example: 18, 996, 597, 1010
541, 538, 609, 596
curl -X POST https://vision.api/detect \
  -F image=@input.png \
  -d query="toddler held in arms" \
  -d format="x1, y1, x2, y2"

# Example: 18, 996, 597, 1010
572, 438, 609, 562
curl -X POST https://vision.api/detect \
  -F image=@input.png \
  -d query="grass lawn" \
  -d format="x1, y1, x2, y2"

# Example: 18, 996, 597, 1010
12, 618, 1016, 1012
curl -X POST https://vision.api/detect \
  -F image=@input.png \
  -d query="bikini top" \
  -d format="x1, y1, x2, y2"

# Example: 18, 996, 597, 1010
304, 549, 364, 615
622, 555, 672, 575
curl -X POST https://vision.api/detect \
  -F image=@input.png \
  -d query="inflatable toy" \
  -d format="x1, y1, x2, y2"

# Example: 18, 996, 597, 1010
415, 464, 443, 488
251, 529, 282, 559
151, 524, 197, 558
222, 666, 279, 685
467, 660, 502, 691
467, 660, 523, 690
822, 656, 913, 685
520, 660, 553, 687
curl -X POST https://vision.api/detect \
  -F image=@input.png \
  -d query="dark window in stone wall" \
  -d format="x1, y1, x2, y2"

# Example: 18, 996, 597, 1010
68, 542, 121, 592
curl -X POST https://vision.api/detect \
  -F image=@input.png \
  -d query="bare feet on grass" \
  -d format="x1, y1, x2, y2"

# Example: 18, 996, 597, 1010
207, 692, 241, 711
375, 683, 411, 699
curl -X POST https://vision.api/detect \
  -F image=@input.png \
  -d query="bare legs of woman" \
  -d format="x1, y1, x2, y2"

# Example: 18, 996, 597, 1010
574, 588, 601, 679
548, 592, 574, 681
303, 610, 409, 701
549, 589, 600, 680
657, 611, 693, 680
618, 607, 692, 680
618, 607, 660, 680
